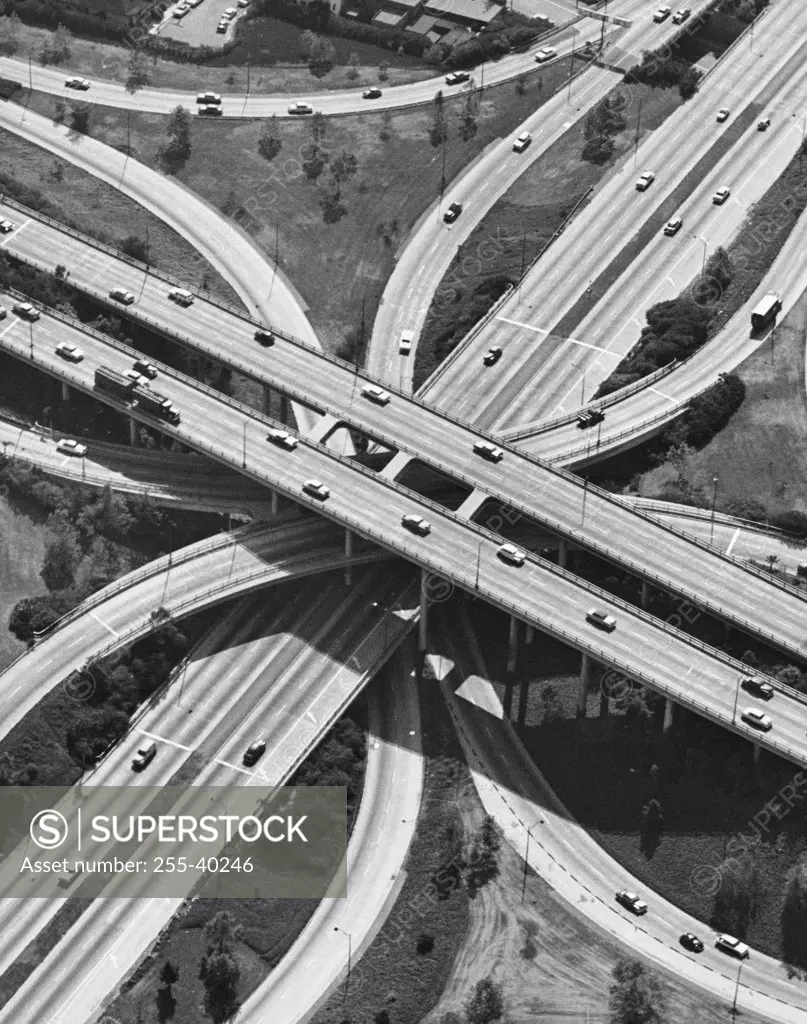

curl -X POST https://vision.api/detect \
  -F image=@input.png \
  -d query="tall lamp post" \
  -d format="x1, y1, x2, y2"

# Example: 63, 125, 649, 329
710, 475, 719, 546
694, 234, 708, 277
333, 926, 352, 999
520, 819, 543, 903
731, 959, 745, 1018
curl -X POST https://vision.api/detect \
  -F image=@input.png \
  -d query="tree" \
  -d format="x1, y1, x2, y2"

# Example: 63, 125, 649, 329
582, 133, 615, 164
679, 66, 702, 100
465, 815, 502, 897
258, 116, 282, 161
329, 149, 358, 199
776, 664, 803, 690
782, 858, 807, 968
309, 36, 335, 73
41, 529, 81, 591
346, 51, 360, 80
120, 234, 150, 264
539, 684, 563, 724
200, 949, 240, 1022
126, 48, 151, 93
0, 13, 21, 54
160, 960, 179, 985
378, 59, 390, 82
320, 188, 347, 224
162, 105, 193, 167
310, 111, 327, 145
430, 90, 448, 147
711, 852, 759, 937
204, 910, 241, 955
299, 29, 316, 59
465, 978, 504, 1024
639, 798, 663, 857
608, 958, 668, 1024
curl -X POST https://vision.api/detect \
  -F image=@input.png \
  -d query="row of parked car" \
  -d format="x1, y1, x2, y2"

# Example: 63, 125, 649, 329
614, 890, 750, 958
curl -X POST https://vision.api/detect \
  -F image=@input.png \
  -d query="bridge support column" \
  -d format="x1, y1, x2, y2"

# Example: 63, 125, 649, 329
517, 677, 530, 725
61, 380, 70, 402
278, 394, 290, 425
271, 489, 280, 515
558, 538, 568, 569
507, 615, 519, 674
525, 623, 535, 645
641, 580, 650, 609
503, 679, 515, 720
344, 529, 353, 586
129, 417, 138, 447
723, 621, 732, 643
663, 697, 674, 733
578, 653, 590, 716
753, 742, 761, 764
263, 384, 273, 415
418, 568, 429, 652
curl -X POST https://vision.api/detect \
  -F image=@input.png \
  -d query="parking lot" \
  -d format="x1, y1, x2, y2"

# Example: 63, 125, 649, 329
156, 0, 247, 47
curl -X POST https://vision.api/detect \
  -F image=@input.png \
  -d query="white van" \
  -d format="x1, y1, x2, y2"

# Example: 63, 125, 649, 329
399, 330, 414, 355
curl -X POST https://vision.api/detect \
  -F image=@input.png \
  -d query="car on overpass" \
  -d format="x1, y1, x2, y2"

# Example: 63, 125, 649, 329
0, 305, 6, 320
740, 707, 772, 732
473, 440, 503, 462
56, 439, 88, 457
534, 47, 557, 63
133, 359, 158, 379
243, 739, 266, 766
255, 328, 275, 346
131, 741, 157, 771
513, 132, 532, 153
497, 544, 526, 567
635, 171, 655, 192
443, 202, 463, 224
399, 330, 414, 355
402, 513, 431, 536
680, 933, 704, 953
577, 408, 605, 429
615, 890, 647, 915
303, 479, 330, 501
483, 346, 503, 366
55, 341, 84, 362
361, 384, 391, 405
715, 934, 750, 959
653, 6, 671, 21
109, 287, 135, 305
0, 218, 14, 233
445, 71, 470, 86
741, 676, 774, 700
672, 7, 691, 23
167, 287, 194, 307
65, 77, 91, 90
266, 428, 298, 450
14, 301, 40, 321
586, 608, 616, 632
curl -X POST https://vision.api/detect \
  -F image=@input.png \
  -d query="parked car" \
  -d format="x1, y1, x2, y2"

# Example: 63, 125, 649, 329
361, 384, 391, 406
109, 287, 135, 305
302, 479, 330, 501
56, 439, 87, 457
196, 92, 221, 105
672, 7, 691, 23
167, 287, 194, 307
131, 741, 157, 771
133, 359, 158, 379
13, 301, 40, 321
586, 608, 616, 632
243, 739, 266, 766
534, 46, 557, 63
663, 216, 683, 236
55, 342, 83, 362
443, 202, 463, 223
715, 934, 750, 959
65, 77, 91, 90
653, 6, 671, 21
216, 19, 227, 31
483, 346, 502, 366
0, 218, 14, 233
445, 71, 470, 85
716, 107, 730, 122
740, 707, 772, 732
362, 88, 383, 100
635, 171, 655, 191
577, 408, 605, 429
0, 305, 7, 320
402, 513, 431, 536
472, 440, 503, 462
712, 186, 731, 205
255, 328, 275, 347
497, 544, 526, 567
198, 104, 222, 116
741, 676, 774, 700
615, 890, 647, 915
680, 933, 704, 953
288, 102, 314, 115
513, 131, 532, 153
266, 428, 298, 450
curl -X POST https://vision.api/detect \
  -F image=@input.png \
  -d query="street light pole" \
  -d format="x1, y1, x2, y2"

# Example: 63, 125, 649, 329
710, 475, 719, 545
732, 675, 740, 726
242, 420, 247, 468
520, 820, 541, 903
333, 927, 352, 998
731, 960, 744, 1018
475, 540, 482, 591
567, 26, 576, 102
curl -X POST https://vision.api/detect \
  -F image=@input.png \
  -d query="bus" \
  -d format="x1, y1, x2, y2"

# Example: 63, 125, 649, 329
751, 293, 781, 331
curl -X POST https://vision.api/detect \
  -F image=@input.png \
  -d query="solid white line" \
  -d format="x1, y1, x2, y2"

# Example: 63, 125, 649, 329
213, 757, 253, 776
649, 387, 676, 403
136, 729, 192, 752
88, 611, 119, 638
725, 528, 741, 557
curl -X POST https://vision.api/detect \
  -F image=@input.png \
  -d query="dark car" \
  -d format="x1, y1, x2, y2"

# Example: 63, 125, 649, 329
255, 329, 275, 347
243, 739, 266, 766
362, 87, 382, 99
741, 676, 774, 700
445, 71, 470, 85
443, 202, 463, 224
577, 408, 605, 429
680, 933, 704, 953
133, 359, 158, 380
483, 347, 502, 366
131, 741, 157, 772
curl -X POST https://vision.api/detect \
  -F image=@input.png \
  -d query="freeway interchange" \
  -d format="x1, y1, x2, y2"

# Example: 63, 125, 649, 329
1, 0, 807, 1020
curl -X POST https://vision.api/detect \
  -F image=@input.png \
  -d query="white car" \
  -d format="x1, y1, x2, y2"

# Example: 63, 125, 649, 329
167, 288, 194, 307
125, 370, 146, 385
534, 47, 557, 63
0, 219, 14, 233
196, 92, 221, 105
513, 131, 532, 153
615, 890, 648, 915
473, 440, 503, 462
715, 934, 750, 959
401, 513, 431, 536
55, 342, 84, 362
0, 305, 6, 319
672, 7, 691, 23
302, 479, 330, 501
663, 216, 683, 236
288, 102, 314, 116
497, 544, 526, 567
740, 707, 772, 732
712, 186, 731, 205
586, 608, 616, 632
56, 439, 87, 457
399, 331, 414, 355
13, 301, 40, 321
635, 171, 655, 191
361, 384, 391, 406
653, 6, 671, 21
109, 287, 135, 305
266, 428, 298, 450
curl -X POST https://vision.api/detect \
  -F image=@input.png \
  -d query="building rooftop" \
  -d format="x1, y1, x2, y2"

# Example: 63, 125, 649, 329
424, 0, 501, 23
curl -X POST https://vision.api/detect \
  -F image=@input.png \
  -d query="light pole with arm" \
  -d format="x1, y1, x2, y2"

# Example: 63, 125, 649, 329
710, 475, 719, 545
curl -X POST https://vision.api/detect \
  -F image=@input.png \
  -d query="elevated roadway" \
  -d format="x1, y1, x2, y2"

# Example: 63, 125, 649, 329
2, 288, 807, 668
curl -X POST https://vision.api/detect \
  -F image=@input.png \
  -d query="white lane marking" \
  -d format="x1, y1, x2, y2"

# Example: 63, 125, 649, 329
214, 758, 253, 776
135, 729, 192, 752
89, 611, 119, 638
725, 528, 740, 557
